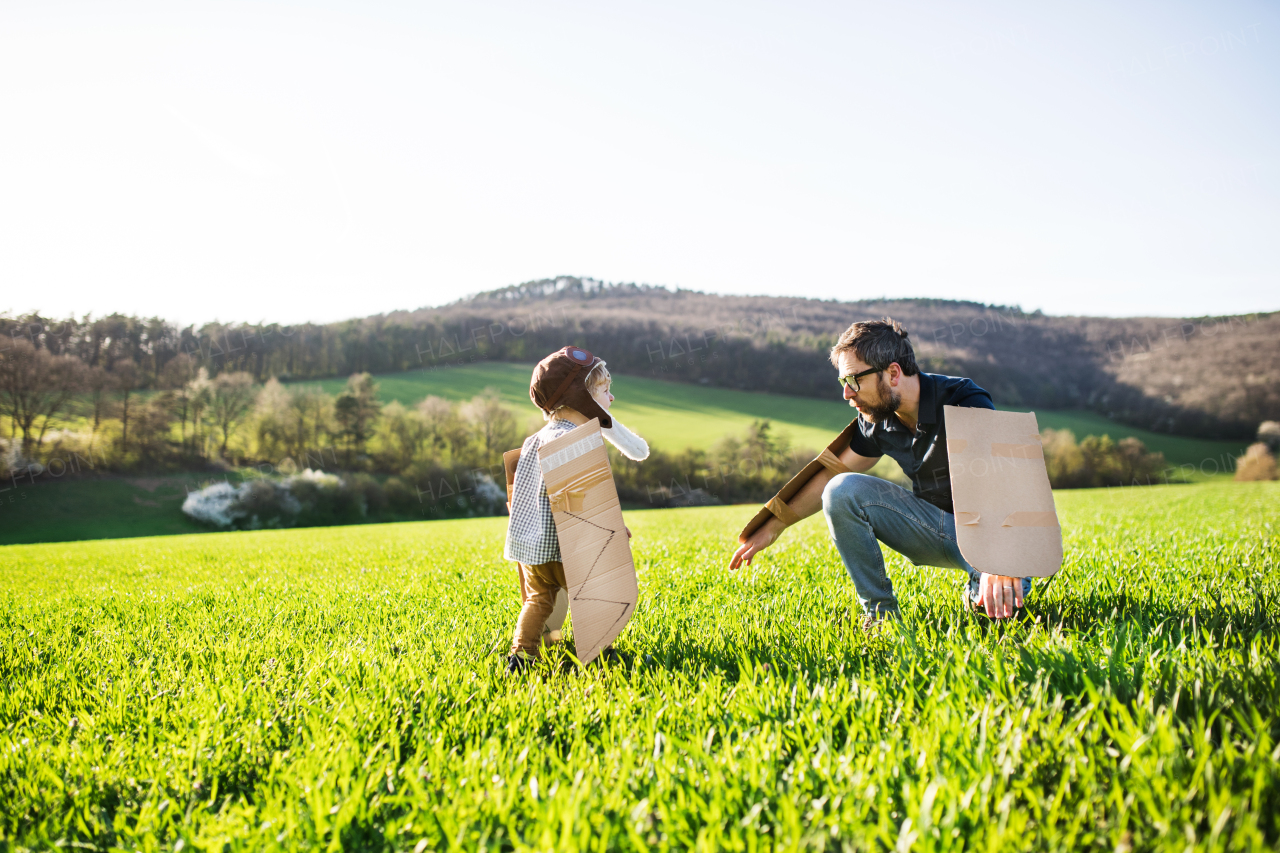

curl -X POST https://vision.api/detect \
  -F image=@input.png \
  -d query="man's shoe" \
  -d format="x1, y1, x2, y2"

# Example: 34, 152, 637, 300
860, 611, 899, 633
964, 586, 984, 614
506, 653, 535, 674
597, 647, 627, 666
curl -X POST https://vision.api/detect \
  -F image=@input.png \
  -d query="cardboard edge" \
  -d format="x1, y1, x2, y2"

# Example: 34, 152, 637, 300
502, 448, 522, 505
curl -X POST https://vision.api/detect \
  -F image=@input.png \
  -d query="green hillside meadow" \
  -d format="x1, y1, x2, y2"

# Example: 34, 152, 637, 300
2, 481, 1277, 851
307, 362, 1247, 467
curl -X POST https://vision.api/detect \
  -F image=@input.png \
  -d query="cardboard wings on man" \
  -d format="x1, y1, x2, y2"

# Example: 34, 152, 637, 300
741, 406, 1063, 579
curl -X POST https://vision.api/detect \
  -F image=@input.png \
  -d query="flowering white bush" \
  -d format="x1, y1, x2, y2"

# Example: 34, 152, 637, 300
183, 470, 358, 530
291, 468, 342, 489
473, 473, 505, 513
182, 468, 503, 529
181, 482, 243, 528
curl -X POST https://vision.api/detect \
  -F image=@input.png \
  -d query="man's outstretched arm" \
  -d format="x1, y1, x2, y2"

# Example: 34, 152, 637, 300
729, 445, 878, 570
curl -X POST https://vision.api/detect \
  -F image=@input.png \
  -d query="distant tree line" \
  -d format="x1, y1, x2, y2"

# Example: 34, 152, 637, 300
3, 280, 1276, 444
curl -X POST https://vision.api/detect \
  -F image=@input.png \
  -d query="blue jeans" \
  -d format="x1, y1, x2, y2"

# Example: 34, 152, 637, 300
821, 473, 1033, 617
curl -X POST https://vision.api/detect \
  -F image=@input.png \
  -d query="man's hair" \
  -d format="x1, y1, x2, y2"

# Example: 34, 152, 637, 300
829, 318, 919, 375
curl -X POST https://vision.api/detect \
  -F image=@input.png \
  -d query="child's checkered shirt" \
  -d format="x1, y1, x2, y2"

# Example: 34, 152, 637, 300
503, 417, 581, 565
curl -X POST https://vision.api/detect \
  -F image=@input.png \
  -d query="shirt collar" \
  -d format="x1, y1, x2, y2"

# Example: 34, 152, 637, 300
877, 414, 907, 433
916, 373, 938, 426
546, 415, 578, 432
874, 373, 936, 433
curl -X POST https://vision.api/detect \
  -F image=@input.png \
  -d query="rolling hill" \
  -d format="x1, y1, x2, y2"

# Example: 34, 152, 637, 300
8, 279, 1275, 441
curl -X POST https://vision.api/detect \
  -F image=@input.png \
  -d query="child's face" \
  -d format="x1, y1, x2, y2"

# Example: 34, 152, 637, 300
591, 381, 614, 411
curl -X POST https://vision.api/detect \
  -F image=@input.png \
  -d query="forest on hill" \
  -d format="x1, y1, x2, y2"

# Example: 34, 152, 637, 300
4, 277, 1277, 440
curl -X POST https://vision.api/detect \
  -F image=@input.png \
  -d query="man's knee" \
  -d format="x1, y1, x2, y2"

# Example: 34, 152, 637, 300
822, 472, 883, 514
822, 472, 851, 512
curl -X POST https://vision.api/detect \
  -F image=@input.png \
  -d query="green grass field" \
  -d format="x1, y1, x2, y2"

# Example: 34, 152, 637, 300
307, 363, 1248, 466
2, 482, 1277, 851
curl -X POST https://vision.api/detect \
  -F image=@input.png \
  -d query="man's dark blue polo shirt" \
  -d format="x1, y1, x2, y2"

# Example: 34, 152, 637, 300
843, 372, 994, 514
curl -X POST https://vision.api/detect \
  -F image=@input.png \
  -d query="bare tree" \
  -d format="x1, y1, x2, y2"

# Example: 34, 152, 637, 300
286, 386, 332, 462
377, 401, 427, 471
186, 368, 213, 458
85, 365, 115, 454
132, 396, 177, 461
112, 359, 141, 453
159, 353, 199, 450
210, 371, 257, 457
417, 395, 461, 460
0, 338, 86, 452
253, 377, 292, 462
461, 387, 518, 467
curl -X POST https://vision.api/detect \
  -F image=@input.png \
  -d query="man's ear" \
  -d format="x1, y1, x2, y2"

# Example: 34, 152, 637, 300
886, 362, 902, 385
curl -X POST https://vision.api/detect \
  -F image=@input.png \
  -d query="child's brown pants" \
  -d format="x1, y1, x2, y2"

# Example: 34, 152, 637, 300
511, 560, 568, 657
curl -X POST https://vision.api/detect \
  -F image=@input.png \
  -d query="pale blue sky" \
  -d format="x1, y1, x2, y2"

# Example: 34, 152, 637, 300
1, 1, 1276, 324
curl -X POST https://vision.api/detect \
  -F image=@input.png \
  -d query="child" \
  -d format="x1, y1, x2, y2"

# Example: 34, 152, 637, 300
504, 346, 649, 672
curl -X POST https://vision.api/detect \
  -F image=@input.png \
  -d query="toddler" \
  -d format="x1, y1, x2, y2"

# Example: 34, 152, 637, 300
504, 346, 649, 672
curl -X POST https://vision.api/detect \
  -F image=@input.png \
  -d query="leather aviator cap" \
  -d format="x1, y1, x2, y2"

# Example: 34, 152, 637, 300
529, 346, 613, 429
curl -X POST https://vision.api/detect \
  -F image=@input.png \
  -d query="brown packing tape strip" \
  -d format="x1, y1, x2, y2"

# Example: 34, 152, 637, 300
947, 439, 968, 454
816, 448, 852, 475
740, 419, 862, 542
1001, 511, 1059, 527
766, 496, 802, 527
955, 511, 981, 526
991, 442, 1044, 460
547, 466, 613, 514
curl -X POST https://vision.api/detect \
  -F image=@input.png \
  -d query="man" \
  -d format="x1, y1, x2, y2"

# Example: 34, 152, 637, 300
729, 318, 1030, 621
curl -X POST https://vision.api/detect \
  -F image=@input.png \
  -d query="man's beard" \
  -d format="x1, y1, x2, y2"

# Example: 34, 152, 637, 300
857, 375, 901, 423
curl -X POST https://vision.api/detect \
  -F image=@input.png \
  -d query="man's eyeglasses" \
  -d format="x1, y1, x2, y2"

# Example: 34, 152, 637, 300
837, 366, 881, 393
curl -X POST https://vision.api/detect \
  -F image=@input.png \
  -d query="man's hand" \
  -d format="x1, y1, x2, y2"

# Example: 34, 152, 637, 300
729, 517, 784, 570
976, 572, 1024, 619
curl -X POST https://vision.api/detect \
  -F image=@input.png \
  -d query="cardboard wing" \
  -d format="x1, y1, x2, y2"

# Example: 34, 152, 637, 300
502, 448, 522, 505
536, 418, 637, 663
945, 406, 1062, 579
